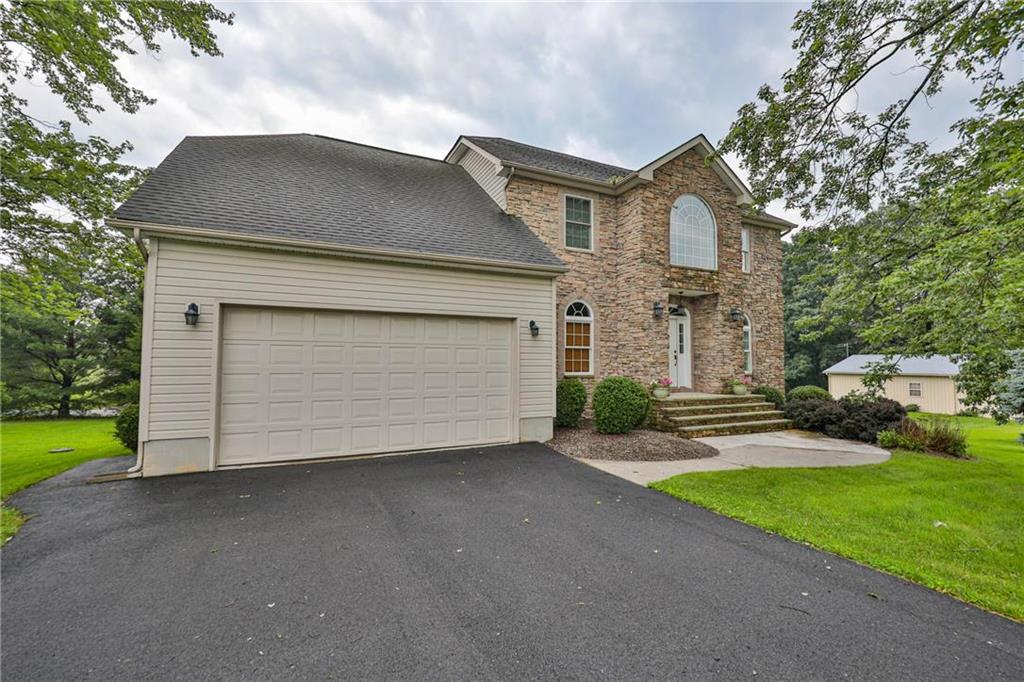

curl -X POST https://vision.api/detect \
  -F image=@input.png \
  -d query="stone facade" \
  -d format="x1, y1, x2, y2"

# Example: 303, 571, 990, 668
504, 149, 784, 394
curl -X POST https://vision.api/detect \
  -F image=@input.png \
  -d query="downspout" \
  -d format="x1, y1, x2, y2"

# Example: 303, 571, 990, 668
133, 227, 149, 261
124, 227, 148, 476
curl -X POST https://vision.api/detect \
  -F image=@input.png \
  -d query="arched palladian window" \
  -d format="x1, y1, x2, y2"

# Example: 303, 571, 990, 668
742, 314, 753, 374
564, 301, 593, 376
670, 194, 717, 269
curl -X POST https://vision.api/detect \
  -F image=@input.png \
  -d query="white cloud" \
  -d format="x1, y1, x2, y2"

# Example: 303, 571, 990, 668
13, 0, 980, 224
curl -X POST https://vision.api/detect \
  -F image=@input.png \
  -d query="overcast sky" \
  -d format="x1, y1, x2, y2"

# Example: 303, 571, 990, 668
21, 1, 992, 227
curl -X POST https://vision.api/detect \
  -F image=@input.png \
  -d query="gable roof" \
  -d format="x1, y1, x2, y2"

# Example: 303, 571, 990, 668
111, 134, 565, 272
823, 355, 961, 377
445, 134, 794, 230
462, 136, 632, 183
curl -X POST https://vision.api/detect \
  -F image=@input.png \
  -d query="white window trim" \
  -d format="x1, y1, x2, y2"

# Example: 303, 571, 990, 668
742, 313, 753, 375
741, 227, 752, 273
564, 300, 594, 376
669, 193, 718, 271
563, 193, 594, 253
909, 381, 922, 397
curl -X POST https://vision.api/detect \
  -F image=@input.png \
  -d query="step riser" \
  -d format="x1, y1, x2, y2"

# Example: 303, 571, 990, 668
659, 403, 777, 416
656, 394, 765, 403
676, 421, 792, 439
669, 410, 786, 426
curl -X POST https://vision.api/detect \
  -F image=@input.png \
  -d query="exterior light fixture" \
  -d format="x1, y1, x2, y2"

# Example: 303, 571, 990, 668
184, 302, 200, 326
653, 301, 664, 318
729, 308, 743, 323
529, 320, 540, 337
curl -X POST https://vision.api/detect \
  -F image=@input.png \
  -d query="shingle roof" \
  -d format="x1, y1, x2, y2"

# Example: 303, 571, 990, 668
113, 134, 564, 270
823, 355, 960, 377
464, 136, 632, 183
463, 135, 795, 228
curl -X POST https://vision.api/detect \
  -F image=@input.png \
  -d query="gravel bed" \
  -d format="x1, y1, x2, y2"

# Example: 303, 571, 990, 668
547, 420, 718, 461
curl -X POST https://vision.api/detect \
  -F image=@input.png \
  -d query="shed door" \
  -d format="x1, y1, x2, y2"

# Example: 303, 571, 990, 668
217, 307, 513, 466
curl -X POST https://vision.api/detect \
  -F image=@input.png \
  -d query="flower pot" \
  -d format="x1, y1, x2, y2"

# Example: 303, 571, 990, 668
653, 387, 670, 399
732, 385, 748, 395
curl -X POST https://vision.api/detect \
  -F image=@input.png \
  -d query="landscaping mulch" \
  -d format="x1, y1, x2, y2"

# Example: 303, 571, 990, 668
548, 420, 718, 461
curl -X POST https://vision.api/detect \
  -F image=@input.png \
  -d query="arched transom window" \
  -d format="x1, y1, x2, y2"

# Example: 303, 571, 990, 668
742, 314, 753, 374
670, 194, 717, 269
564, 301, 593, 375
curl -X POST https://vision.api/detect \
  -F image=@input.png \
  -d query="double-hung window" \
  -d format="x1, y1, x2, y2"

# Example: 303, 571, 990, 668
564, 301, 593, 375
741, 227, 752, 273
565, 195, 593, 250
909, 382, 922, 397
742, 314, 753, 374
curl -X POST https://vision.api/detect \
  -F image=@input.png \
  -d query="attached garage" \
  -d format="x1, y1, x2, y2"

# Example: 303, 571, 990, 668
109, 134, 564, 477
218, 307, 514, 466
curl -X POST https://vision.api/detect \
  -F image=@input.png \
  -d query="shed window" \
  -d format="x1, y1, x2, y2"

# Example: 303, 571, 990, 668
909, 382, 922, 397
565, 301, 593, 375
565, 196, 593, 250
670, 194, 717, 269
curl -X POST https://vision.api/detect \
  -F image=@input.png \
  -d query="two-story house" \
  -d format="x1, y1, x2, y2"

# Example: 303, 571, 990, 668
446, 134, 792, 395
111, 132, 791, 477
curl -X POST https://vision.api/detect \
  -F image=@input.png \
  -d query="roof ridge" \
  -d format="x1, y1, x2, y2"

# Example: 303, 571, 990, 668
466, 135, 633, 173
308, 133, 454, 166
183, 133, 454, 167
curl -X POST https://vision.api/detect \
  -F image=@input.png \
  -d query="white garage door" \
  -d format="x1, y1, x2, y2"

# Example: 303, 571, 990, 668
217, 307, 513, 466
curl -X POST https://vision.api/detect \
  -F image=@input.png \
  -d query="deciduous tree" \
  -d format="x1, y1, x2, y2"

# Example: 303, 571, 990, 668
721, 0, 1024, 405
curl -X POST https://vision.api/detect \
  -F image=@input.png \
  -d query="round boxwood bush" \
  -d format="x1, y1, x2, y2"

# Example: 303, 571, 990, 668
114, 403, 140, 452
787, 385, 833, 402
555, 378, 587, 428
592, 376, 650, 434
753, 385, 785, 410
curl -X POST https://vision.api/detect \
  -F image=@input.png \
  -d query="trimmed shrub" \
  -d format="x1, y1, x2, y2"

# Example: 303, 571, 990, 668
555, 378, 587, 428
787, 385, 833, 402
832, 396, 906, 442
753, 385, 785, 410
593, 376, 650, 434
114, 404, 140, 452
784, 398, 844, 432
785, 396, 905, 443
904, 403, 920, 413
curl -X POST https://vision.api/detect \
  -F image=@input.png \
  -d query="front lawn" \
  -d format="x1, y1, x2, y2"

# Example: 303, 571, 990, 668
651, 414, 1024, 621
1, 418, 131, 543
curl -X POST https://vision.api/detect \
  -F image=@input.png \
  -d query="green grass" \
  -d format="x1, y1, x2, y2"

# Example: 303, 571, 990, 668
651, 414, 1024, 621
1, 418, 131, 543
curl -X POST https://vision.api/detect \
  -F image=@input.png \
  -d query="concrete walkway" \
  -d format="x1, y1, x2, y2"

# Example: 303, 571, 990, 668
580, 430, 890, 485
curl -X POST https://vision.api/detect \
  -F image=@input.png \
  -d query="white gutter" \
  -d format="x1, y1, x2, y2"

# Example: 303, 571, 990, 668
107, 218, 568, 276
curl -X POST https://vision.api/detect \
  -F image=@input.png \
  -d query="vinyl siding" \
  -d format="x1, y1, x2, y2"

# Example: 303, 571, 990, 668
827, 374, 963, 415
458, 147, 507, 209
142, 238, 554, 441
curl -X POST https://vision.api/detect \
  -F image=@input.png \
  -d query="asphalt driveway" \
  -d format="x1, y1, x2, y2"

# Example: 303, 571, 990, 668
2, 443, 1021, 680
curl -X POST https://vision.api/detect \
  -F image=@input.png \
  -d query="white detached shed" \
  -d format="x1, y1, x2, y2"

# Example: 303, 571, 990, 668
109, 134, 566, 476
823, 354, 964, 414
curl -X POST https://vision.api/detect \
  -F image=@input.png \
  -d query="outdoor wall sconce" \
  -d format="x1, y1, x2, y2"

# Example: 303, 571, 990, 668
729, 307, 743, 323
184, 302, 200, 326
529, 320, 540, 337
653, 301, 664, 318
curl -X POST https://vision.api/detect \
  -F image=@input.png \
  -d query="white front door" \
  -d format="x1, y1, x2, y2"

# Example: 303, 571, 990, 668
669, 312, 692, 389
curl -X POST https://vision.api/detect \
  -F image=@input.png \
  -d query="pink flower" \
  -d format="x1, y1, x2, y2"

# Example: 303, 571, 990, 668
658, 377, 673, 387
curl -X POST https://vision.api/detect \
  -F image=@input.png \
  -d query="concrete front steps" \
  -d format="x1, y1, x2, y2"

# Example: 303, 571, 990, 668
650, 393, 791, 438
